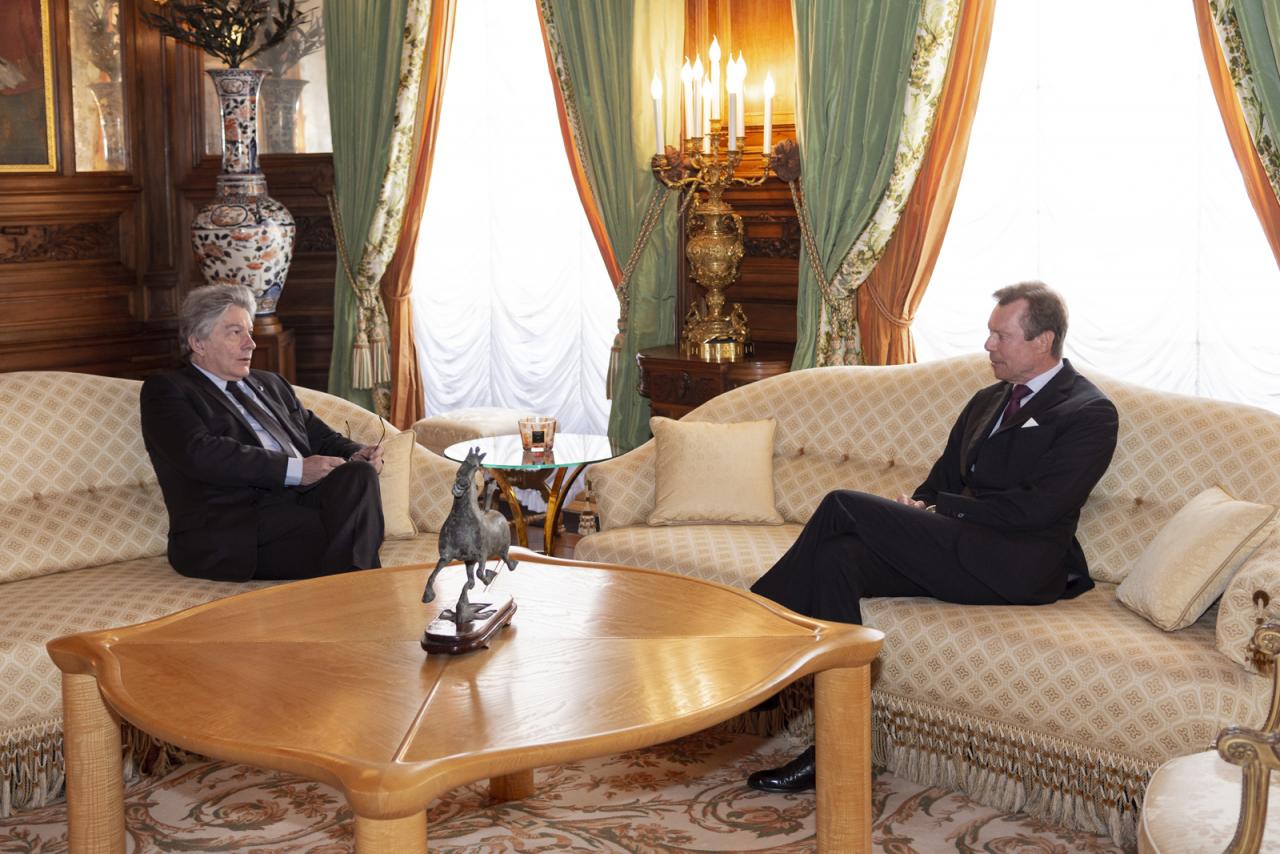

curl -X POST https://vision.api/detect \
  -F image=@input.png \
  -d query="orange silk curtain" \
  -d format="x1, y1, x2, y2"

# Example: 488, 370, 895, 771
857, 0, 997, 365
380, 0, 457, 428
1193, 0, 1280, 269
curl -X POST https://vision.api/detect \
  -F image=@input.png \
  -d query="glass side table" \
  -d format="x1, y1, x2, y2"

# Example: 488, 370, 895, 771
442, 433, 616, 555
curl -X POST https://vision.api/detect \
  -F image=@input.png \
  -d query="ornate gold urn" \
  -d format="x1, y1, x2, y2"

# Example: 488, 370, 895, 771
652, 132, 793, 362
682, 186, 750, 361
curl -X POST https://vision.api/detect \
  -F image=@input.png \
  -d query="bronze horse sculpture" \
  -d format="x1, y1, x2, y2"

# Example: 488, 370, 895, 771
421, 447, 518, 626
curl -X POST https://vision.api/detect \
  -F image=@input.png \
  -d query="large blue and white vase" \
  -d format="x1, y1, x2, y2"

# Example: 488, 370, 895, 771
192, 68, 295, 319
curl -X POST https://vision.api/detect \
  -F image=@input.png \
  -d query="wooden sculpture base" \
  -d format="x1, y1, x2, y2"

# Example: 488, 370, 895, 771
421, 593, 516, 655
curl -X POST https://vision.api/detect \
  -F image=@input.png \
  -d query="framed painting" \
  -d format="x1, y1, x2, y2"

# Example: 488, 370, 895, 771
0, 0, 57, 172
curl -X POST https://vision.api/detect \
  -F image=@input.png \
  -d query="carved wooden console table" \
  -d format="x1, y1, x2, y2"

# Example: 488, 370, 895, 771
636, 344, 793, 421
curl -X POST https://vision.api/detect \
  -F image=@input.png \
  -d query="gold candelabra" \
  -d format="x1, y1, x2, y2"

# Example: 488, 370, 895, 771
648, 40, 795, 362
652, 131, 783, 362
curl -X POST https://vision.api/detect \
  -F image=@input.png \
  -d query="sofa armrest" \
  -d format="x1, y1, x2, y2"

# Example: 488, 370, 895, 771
1215, 619, 1280, 852
587, 440, 657, 530
1217, 529, 1280, 672
407, 444, 460, 533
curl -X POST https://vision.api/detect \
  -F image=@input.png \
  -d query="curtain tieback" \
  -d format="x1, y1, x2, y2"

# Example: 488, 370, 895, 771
327, 192, 391, 389
788, 177, 835, 301
863, 279, 914, 329
603, 184, 683, 400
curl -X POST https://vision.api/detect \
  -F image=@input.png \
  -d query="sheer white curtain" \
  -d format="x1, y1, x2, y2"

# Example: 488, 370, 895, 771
914, 1, 1280, 414
411, 0, 616, 435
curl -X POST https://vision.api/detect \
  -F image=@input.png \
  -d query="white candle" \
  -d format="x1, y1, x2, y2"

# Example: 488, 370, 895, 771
727, 92, 737, 151
702, 74, 711, 152
680, 59, 693, 141
709, 36, 721, 121
692, 55, 704, 137
651, 73, 664, 155
735, 53, 747, 139
763, 71, 775, 154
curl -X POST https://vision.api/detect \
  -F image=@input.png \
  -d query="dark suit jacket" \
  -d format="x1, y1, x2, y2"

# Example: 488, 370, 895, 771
912, 359, 1119, 604
140, 363, 362, 581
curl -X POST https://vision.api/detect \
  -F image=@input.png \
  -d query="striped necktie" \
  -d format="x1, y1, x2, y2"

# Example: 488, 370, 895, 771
227, 380, 296, 454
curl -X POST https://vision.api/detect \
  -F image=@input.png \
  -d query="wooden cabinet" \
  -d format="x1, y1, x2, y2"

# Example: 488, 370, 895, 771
636, 344, 793, 421
250, 326, 296, 383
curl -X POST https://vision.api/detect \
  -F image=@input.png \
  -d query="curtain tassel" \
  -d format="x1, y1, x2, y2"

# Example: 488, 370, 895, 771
352, 313, 373, 390
370, 317, 391, 386
606, 332, 622, 402
605, 326, 624, 401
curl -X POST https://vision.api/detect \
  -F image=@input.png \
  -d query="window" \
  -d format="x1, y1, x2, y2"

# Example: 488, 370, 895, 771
914, 1, 1280, 413
410, 0, 616, 437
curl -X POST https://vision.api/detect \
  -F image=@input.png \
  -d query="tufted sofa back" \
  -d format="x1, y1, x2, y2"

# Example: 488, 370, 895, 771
0, 372, 168, 584
590, 355, 1280, 583
0, 371, 455, 586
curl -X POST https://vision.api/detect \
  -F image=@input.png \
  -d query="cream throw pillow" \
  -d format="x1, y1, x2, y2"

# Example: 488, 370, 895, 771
377, 429, 417, 539
647, 417, 783, 526
1117, 486, 1276, 631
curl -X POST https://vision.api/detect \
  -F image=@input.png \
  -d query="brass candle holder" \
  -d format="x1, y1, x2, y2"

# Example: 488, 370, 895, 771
652, 130, 781, 363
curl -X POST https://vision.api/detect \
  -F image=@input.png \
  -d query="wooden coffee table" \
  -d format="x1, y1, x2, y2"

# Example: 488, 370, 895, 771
48, 553, 883, 853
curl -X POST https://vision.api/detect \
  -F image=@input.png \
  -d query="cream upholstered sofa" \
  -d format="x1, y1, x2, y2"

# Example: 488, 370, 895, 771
574, 354, 1280, 844
0, 370, 459, 817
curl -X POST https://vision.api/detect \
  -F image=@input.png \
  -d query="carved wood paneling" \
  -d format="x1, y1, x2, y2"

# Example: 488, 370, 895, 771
0, 221, 118, 264
0, 0, 336, 391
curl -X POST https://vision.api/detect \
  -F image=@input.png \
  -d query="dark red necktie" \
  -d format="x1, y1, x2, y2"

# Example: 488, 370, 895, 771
1001, 383, 1032, 425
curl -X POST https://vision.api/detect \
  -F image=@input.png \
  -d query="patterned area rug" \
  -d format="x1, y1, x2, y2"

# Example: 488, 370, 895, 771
1, 731, 1132, 853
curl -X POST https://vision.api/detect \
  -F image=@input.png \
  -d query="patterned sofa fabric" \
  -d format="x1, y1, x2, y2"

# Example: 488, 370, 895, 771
0, 371, 456, 817
574, 354, 1280, 844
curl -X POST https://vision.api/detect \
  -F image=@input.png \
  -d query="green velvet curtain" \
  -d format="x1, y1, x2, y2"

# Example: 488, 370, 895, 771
789, 0, 923, 370
542, 0, 683, 452
1234, 0, 1280, 193
323, 0, 410, 410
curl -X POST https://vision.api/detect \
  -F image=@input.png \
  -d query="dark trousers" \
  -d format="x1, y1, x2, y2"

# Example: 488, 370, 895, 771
750, 490, 1010, 624
254, 460, 384, 580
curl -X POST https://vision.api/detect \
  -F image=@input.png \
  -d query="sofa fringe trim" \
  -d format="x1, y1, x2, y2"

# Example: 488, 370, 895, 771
871, 691, 1155, 847
0, 718, 195, 818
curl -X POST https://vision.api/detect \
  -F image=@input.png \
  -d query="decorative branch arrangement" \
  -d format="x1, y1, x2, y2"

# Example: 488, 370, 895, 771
74, 0, 122, 80
253, 10, 323, 79
139, 0, 309, 69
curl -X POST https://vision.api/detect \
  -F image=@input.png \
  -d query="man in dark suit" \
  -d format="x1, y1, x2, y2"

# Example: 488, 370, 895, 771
141, 284, 385, 582
747, 281, 1119, 792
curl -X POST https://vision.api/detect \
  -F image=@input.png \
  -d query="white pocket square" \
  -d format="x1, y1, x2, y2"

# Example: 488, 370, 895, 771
1022, 417, 1039, 428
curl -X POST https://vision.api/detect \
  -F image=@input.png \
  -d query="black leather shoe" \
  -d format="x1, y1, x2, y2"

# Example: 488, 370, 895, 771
747, 744, 815, 793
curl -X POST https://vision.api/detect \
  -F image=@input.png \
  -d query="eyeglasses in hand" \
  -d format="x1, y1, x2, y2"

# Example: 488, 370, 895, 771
344, 418, 387, 455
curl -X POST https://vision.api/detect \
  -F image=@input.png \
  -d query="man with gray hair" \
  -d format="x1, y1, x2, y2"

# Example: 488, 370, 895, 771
140, 284, 385, 581
747, 281, 1119, 793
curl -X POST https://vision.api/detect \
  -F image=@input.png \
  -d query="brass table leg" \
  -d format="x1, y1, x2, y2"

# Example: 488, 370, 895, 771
543, 463, 588, 556
490, 769, 536, 801
354, 811, 427, 854
487, 469, 528, 549
815, 665, 872, 852
62, 672, 125, 854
